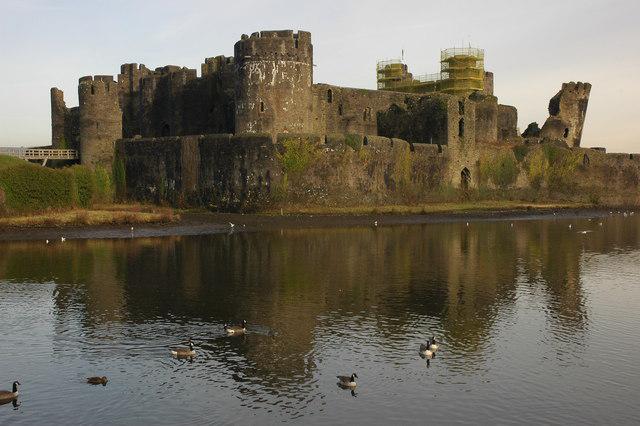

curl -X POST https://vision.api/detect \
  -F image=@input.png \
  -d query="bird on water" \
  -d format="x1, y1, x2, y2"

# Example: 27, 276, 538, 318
87, 376, 108, 386
170, 340, 196, 358
419, 341, 434, 359
337, 373, 358, 388
224, 320, 247, 335
0, 381, 20, 404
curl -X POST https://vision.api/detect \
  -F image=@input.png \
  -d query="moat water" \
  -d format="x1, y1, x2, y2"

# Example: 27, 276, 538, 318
1, 214, 640, 424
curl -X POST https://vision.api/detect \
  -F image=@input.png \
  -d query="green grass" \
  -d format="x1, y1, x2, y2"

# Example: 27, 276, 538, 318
264, 200, 586, 216
0, 155, 25, 171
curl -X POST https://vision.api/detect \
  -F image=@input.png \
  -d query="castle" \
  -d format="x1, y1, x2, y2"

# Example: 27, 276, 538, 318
49, 30, 639, 210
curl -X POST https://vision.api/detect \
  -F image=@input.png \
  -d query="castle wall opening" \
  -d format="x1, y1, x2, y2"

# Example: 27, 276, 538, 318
461, 167, 471, 189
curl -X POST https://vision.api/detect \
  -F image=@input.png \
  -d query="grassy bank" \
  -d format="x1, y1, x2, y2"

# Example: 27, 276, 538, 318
264, 200, 590, 216
0, 204, 178, 228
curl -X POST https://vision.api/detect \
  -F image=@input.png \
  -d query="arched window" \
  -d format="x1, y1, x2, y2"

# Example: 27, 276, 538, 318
461, 167, 471, 190
260, 101, 265, 112
327, 89, 333, 103
458, 100, 464, 115
583, 154, 590, 167
459, 118, 465, 137
161, 123, 170, 136
563, 128, 569, 138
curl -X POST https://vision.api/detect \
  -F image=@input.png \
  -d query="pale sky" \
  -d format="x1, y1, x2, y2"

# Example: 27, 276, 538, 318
0, 0, 638, 152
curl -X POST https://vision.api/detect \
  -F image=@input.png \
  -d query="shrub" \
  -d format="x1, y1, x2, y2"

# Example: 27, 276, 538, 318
277, 138, 316, 175
112, 158, 126, 200
344, 134, 363, 151
512, 145, 529, 162
479, 151, 519, 189
0, 155, 115, 214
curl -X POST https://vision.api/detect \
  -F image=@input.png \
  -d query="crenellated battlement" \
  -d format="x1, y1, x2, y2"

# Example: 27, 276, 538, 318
234, 30, 312, 64
561, 81, 592, 96
202, 55, 235, 76
78, 75, 119, 97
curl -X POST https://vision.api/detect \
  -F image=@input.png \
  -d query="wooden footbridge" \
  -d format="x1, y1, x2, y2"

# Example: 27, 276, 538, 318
0, 147, 79, 166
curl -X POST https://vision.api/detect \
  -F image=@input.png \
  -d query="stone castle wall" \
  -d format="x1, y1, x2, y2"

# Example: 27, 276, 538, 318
115, 132, 640, 211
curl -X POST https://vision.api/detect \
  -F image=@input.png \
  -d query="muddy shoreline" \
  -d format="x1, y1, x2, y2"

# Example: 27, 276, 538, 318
0, 206, 626, 242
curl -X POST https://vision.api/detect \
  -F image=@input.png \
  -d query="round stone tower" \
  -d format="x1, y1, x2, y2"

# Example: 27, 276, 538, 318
234, 30, 313, 135
78, 76, 122, 166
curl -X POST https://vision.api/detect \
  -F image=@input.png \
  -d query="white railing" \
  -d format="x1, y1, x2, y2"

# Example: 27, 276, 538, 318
0, 147, 79, 160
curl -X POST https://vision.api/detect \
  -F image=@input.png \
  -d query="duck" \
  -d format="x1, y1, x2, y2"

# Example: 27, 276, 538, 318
419, 342, 434, 359
429, 336, 439, 352
337, 373, 358, 388
87, 376, 108, 386
224, 320, 247, 335
170, 341, 196, 358
0, 381, 20, 404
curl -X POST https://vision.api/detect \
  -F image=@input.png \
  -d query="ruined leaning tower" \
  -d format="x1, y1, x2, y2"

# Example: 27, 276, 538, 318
234, 30, 313, 135
540, 82, 591, 147
78, 76, 122, 166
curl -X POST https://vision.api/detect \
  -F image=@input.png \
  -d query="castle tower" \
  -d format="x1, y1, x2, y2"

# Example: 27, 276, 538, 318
78, 76, 122, 166
234, 30, 313, 135
50, 88, 67, 148
540, 82, 591, 147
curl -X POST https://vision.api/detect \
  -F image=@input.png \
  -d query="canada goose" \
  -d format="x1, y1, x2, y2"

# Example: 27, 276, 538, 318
170, 341, 196, 358
224, 320, 247, 335
0, 382, 20, 404
419, 342, 434, 359
337, 373, 358, 388
87, 376, 108, 386
430, 336, 439, 352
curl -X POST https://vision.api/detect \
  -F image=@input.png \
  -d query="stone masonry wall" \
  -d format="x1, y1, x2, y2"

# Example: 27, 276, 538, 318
540, 82, 591, 147
78, 76, 122, 166
117, 133, 451, 211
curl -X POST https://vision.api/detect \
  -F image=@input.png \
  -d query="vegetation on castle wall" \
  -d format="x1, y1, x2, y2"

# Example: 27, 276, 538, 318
112, 157, 126, 201
377, 97, 448, 145
344, 134, 363, 151
479, 151, 519, 189
512, 145, 529, 163
277, 138, 317, 175
392, 146, 412, 190
526, 145, 581, 192
0, 155, 113, 215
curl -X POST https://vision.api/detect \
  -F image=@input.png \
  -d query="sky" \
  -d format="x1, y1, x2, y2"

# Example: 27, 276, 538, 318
0, 0, 638, 152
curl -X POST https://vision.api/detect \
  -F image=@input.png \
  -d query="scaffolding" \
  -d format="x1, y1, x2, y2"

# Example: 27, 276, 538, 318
376, 47, 485, 95
439, 47, 484, 94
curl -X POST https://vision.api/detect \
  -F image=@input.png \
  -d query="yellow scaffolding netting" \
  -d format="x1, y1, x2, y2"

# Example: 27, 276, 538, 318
377, 47, 485, 95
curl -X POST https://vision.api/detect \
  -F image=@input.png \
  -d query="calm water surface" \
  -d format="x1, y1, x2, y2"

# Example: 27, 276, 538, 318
1, 214, 639, 424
